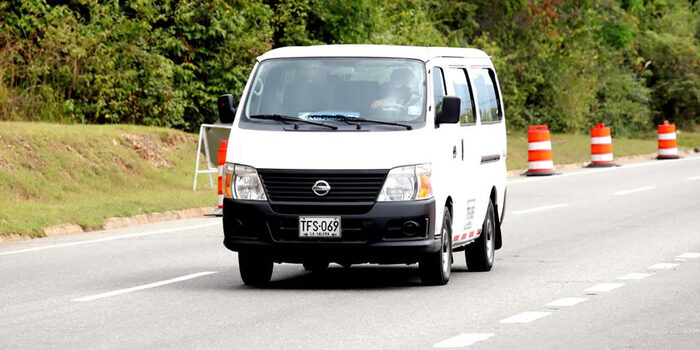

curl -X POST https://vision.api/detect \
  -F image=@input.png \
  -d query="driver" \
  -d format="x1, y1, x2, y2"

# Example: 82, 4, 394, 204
370, 68, 418, 111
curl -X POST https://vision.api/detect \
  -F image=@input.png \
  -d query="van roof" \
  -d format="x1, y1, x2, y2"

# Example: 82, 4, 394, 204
257, 45, 490, 62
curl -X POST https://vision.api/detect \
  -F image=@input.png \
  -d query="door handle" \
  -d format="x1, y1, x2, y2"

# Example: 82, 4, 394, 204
453, 146, 457, 158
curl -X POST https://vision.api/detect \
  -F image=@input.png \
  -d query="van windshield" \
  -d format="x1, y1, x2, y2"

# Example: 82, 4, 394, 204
242, 58, 426, 128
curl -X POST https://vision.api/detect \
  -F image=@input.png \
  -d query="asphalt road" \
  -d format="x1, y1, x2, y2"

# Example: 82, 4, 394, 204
1, 155, 699, 349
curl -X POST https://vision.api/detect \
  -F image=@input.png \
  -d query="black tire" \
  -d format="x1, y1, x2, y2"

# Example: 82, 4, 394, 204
419, 208, 452, 286
238, 251, 273, 286
303, 260, 330, 272
466, 199, 496, 271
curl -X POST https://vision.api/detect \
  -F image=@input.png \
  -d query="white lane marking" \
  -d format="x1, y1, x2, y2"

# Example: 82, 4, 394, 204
617, 272, 653, 280
545, 297, 587, 308
675, 259, 686, 262
687, 176, 700, 181
0, 222, 220, 257
500, 311, 552, 324
584, 283, 624, 294
613, 186, 655, 196
676, 252, 700, 259
72, 271, 217, 302
648, 263, 679, 270
512, 204, 569, 215
434, 333, 494, 348
508, 155, 700, 184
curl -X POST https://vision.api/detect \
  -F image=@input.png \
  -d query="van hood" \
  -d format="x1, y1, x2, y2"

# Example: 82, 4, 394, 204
226, 129, 431, 170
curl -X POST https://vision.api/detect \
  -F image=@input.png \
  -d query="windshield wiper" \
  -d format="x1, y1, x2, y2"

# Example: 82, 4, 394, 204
249, 114, 338, 130
310, 114, 413, 130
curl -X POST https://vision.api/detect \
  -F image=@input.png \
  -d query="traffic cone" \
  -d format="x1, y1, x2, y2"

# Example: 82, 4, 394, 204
657, 120, 680, 159
206, 140, 228, 217
523, 125, 558, 176
586, 123, 618, 167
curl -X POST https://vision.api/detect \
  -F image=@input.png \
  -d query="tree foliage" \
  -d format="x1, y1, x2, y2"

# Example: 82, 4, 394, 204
0, 0, 697, 134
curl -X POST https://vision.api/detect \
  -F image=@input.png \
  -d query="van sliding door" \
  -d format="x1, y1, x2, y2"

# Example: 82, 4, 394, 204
447, 67, 480, 245
468, 67, 507, 224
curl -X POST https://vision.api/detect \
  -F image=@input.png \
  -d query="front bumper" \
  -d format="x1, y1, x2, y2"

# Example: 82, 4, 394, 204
222, 198, 437, 264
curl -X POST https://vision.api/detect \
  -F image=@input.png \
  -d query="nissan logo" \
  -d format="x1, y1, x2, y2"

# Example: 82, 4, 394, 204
312, 180, 331, 196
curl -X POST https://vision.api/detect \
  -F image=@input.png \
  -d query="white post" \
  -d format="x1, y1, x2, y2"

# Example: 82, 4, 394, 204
193, 124, 232, 191
193, 125, 205, 191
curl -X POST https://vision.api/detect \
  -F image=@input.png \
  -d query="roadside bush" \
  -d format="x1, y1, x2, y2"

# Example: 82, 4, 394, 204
0, 0, 697, 135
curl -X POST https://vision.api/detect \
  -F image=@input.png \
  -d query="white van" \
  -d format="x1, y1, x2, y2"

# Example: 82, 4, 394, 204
218, 45, 507, 286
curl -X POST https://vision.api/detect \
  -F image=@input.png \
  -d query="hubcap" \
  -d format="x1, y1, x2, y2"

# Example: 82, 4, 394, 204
441, 225, 450, 276
485, 210, 494, 264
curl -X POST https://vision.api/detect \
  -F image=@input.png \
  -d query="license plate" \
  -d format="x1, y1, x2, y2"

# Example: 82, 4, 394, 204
299, 216, 341, 238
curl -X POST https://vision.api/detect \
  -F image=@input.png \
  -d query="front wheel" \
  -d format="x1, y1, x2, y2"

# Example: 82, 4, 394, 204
238, 251, 273, 286
419, 208, 452, 286
466, 199, 496, 271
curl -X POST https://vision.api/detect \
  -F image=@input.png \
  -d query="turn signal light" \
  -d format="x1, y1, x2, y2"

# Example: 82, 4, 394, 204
225, 173, 233, 197
418, 174, 432, 199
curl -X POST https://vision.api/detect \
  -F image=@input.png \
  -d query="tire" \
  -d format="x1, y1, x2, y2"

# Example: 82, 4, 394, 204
238, 251, 273, 286
303, 260, 330, 272
419, 208, 452, 286
466, 199, 496, 271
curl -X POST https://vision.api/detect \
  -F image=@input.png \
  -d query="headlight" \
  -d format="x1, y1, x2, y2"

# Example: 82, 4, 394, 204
377, 163, 433, 201
223, 163, 267, 201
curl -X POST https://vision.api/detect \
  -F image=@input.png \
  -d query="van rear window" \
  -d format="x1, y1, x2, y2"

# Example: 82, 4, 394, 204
449, 68, 476, 125
472, 69, 502, 123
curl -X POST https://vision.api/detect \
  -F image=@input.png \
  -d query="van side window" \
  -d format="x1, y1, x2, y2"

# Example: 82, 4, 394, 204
472, 68, 502, 123
432, 67, 446, 117
450, 68, 476, 125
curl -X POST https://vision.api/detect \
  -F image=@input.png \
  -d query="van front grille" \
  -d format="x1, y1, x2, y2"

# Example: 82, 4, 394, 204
257, 169, 388, 203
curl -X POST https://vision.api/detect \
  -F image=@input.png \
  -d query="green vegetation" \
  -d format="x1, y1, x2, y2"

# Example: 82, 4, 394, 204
0, 121, 697, 238
0, 122, 214, 238
1, 0, 697, 135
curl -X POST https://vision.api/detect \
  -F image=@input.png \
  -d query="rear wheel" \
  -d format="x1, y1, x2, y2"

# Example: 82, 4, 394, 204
419, 208, 452, 286
466, 199, 496, 271
238, 251, 273, 286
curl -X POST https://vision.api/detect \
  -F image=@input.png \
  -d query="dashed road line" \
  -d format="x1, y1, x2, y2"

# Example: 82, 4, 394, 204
511, 204, 569, 215
648, 263, 680, 270
545, 297, 587, 308
584, 283, 624, 294
72, 271, 218, 302
433, 249, 696, 347
617, 272, 653, 280
687, 176, 700, 181
613, 186, 655, 196
434, 333, 494, 348
0, 222, 220, 257
500, 312, 552, 324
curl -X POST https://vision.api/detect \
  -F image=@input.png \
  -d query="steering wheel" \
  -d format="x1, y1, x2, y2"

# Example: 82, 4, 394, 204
251, 78, 264, 96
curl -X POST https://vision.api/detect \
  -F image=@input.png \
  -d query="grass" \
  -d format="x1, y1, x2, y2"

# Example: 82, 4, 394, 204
1, 121, 698, 239
0, 122, 217, 238
506, 129, 700, 170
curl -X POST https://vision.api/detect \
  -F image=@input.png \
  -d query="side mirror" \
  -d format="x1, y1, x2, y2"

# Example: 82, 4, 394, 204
218, 94, 236, 124
435, 96, 460, 126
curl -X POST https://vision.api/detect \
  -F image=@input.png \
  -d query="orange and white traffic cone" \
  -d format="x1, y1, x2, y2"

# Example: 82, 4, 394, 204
206, 140, 228, 217
657, 120, 680, 160
523, 125, 558, 176
586, 123, 618, 167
